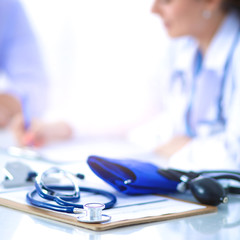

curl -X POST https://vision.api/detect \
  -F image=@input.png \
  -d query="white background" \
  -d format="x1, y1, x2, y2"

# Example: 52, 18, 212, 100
21, 0, 169, 135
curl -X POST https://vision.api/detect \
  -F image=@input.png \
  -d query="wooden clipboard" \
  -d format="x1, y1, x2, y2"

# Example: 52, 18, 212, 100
0, 195, 217, 231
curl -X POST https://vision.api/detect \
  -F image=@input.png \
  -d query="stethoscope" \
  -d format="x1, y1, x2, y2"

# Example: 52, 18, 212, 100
26, 167, 117, 223
183, 27, 240, 137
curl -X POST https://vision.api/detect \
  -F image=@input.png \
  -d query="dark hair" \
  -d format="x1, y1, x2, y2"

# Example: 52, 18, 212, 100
222, 0, 240, 16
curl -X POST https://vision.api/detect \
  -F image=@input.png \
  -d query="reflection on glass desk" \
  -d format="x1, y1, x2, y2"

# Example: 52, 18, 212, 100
1, 194, 240, 240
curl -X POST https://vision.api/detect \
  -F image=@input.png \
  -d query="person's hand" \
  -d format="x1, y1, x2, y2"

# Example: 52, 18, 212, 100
0, 93, 22, 128
11, 114, 73, 147
154, 135, 192, 159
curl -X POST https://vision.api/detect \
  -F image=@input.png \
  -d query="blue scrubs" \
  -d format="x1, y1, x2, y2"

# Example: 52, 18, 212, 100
0, 0, 48, 119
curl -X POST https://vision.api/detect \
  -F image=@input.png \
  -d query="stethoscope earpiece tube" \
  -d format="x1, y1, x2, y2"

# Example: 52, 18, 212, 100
26, 168, 117, 215
27, 186, 117, 212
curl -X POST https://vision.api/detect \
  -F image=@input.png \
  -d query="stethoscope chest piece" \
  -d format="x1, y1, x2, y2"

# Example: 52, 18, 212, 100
77, 203, 111, 223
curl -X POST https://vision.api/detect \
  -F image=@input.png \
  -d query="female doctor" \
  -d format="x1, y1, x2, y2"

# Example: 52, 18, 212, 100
147, 0, 240, 170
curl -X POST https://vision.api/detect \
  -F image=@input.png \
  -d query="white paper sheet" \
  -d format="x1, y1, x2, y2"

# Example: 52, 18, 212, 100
0, 188, 205, 224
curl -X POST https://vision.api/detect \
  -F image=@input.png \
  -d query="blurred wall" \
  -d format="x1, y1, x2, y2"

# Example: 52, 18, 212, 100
20, 0, 169, 135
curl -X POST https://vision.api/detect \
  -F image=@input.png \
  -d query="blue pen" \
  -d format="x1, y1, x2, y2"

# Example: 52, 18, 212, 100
22, 97, 31, 130
21, 97, 36, 146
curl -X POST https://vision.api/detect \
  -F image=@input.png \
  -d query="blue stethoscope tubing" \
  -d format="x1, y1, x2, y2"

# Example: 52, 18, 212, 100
26, 185, 117, 213
185, 27, 240, 137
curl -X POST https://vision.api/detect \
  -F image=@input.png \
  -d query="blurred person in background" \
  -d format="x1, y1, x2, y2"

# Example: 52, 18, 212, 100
0, 0, 48, 131
0, 0, 67, 145
132, 0, 240, 170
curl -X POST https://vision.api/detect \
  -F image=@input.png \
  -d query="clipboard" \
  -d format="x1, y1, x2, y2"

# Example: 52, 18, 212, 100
0, 191, 217, 231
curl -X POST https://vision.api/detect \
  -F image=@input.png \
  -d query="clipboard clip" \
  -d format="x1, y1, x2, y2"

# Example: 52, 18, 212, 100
2, 161, 37, 188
